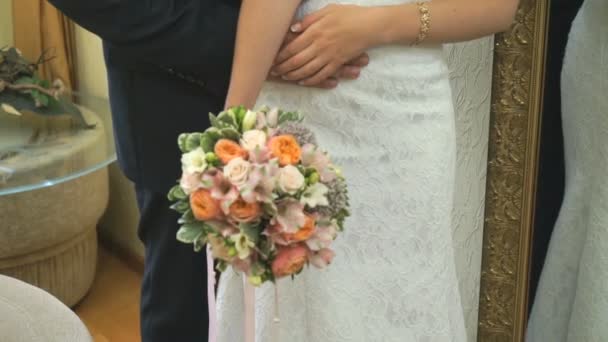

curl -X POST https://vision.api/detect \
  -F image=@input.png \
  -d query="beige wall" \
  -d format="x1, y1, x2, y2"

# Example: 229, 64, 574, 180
445, 38, 493, 341
74, 26, 144, 260
0, 0, 13, 46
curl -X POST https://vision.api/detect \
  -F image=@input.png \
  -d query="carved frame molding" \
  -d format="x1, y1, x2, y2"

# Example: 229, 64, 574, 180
477, 0, 549, 341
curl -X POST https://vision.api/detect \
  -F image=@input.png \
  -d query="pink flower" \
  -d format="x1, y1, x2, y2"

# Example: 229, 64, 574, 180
240, 161, 279, 204
248, 146, 271, 164
301, 144, 335, 182
202, 170, 240, 215
273, 199, 306, 234
310, 248, 335, 269
206, 220, 239, 237
207, 234, 234, 261
265, 224, 290, 246
232, 258, 252, 274
306, 219, 338, 251
179, 171, 202, 194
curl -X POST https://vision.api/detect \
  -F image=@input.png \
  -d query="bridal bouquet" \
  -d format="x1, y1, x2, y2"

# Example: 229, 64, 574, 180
168, 106, 349, 286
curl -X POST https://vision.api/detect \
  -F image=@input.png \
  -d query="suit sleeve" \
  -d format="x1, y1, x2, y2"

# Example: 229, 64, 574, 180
48, 0, 239, 94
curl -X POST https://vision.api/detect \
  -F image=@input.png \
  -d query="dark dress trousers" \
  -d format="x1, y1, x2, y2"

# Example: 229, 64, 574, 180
47, 1, 240, 340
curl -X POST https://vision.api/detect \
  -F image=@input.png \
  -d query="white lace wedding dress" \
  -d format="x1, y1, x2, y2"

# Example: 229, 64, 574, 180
215, 0, 467, 341
527, 0, 608, 340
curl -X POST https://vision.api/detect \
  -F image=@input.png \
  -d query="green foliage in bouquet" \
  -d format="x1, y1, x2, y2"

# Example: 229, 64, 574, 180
176, 106, 303, 154
0, 47, 93, 129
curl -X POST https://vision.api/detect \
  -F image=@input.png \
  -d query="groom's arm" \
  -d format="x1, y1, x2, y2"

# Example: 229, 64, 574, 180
48, 0, 239, 94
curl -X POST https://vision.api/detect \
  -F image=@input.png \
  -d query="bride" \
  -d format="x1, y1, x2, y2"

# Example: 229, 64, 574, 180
527, 0, 608, 340
216, 0, 517, 341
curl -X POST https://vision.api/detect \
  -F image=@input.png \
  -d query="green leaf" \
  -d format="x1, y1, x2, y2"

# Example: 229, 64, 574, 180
39, 79, 51, 88
258, 237, 274, 259
193, 235, 208, 252
205, 127, 223, 140
178, 133, 189, 152
170, 200, 190, 213
31, 90, 49, 107
178, 209, 195, 224
278, 111, 302, 124
176, 222, 206, 244
220, 127, 241, 141
209, 113, 220, 128
167, 185, 187, 201
216, 260, 228, 272
240, 223, 261, 244
217, 110, 238, 127
184, 132, 202, 151
234, 106, 247, 125
199, 133, 215, 153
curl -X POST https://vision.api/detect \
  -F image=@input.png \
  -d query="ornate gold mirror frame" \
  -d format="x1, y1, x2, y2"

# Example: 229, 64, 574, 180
477, 0, 549, 340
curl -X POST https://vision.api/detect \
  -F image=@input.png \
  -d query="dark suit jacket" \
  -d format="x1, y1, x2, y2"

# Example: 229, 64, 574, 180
48, 0, 240, 193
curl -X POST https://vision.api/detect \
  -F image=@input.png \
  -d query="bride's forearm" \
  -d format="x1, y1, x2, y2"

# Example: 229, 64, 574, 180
370, 0, 519, 46
225, 0, 301, 109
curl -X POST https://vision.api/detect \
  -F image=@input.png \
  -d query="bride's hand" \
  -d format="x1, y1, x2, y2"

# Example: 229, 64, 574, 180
271, 4, 380, 86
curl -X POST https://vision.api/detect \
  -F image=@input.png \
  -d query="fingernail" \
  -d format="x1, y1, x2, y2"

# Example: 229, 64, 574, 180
270, 71, 278, 76
282, 76, 289, 80
290, 23, 302, 32
298, 81, 305, 86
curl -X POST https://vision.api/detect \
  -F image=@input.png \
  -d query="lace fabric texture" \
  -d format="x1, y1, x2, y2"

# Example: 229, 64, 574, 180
216, 0, 467, 340
527, 1, 608, 341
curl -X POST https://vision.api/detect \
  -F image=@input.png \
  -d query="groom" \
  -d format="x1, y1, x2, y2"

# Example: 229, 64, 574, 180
47, 0, 367, 341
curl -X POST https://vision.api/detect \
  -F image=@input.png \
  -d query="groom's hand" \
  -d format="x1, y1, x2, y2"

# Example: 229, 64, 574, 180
269, 30, 369, 89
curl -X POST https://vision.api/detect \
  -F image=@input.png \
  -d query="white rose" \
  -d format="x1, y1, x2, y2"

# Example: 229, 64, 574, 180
224, 157, 251, 188
179, 171, 202, 194
181, 147, 208, 174
242, 110, 258, 131
278, 165, 305, 195
240, 129, 267, 151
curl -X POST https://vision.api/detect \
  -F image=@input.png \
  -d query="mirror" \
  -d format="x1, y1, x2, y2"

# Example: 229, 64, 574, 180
527, 0, 606, 340
0, 0, 565, 341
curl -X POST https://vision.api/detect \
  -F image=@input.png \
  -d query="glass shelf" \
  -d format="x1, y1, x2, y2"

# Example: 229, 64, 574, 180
0, 93, 116, 196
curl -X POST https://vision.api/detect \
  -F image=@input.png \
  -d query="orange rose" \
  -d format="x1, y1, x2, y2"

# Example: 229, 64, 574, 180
215, 139, 248, 165
282, 215, 316, 243
268, 135, 301, 166
272, 244, 309, 278
229, 197, 262, 222
190, 189, 221, 220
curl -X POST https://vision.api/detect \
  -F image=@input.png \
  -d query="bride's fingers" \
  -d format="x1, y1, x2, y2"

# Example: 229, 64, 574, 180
336, 65, 361, 80
275, 30, 316, 65
291, 6, 330, 33
347, 53, 370, 67
299, 63, 340, 86
272, 46, 318, 76
281, 57, 326, 81
317, 77, 338, 89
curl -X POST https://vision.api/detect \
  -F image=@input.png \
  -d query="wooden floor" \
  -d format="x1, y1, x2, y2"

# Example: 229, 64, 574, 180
74, 248, 142, 342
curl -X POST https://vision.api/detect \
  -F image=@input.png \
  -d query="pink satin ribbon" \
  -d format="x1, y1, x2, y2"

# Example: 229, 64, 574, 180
243, 275, 256, 342
207, 247, 218, 342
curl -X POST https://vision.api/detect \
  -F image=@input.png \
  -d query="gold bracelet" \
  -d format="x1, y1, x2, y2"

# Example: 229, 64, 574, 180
412, 1, 431, 46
